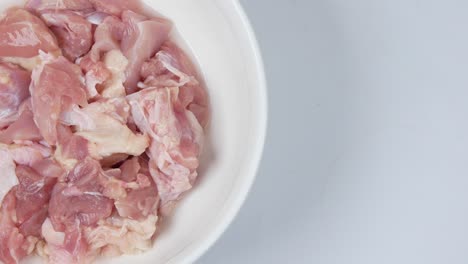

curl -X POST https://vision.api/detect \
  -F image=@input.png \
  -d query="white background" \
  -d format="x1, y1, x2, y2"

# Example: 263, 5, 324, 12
199, 0, 468, 263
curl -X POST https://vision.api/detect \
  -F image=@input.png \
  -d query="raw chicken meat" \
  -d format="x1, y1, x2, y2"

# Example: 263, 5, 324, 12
26, 0, 94, 12
0, 1, 209, 263
121, 11, 172, 93
0, 9, 59, 59
0, 63, 31, 129
0, 146, 18, 204
0, 158, 64, 264
55, 125, 91, 170
85, 213, 158, 256
0, 190, 36, 264
8, 141, 52, 167
0, 100, 41, 144
114, 157, 159, 220
141, 41, 209, 126
127, 87, 204, 213
40, 11, 93, 61
15, 165, 57, 237
60, 98, 149, 158
30, 56, 88, 145
88, 16, 124, 61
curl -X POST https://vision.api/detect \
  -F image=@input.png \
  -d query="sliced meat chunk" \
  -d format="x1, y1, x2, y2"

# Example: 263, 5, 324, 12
30, 56, 87, 145
127, 87, 203, 212
0, 63, 31, 129
0, 190, 35, 264
42, 219, 94, 264
47, 156, 153, 247
8, 141, 52, 167
31, 159, 65, 180
15, 165, 57, 237
0, 146, 18, 204
41, 11, 93, 61
49, 183, 113, 231
121, 11, 172, 93
142, 42, 209, 126
115, 158, 159, 220
0, 9, 59, 58
49, 159, 112, 231
118, 157, 140, 182
0, 101, 41, 144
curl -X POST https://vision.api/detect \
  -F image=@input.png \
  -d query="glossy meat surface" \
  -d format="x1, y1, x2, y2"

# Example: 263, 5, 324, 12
0, 2, 208, 263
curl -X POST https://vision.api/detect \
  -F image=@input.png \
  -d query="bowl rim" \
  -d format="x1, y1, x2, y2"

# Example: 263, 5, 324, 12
181, 0, 268, 263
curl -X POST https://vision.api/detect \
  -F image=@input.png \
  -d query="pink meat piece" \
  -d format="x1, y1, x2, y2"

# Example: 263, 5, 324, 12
89, 0, 143, 16
31, 159, 65, 180
56, 125, 91, 163
140, 42, 196, 87
115, 158, 159, 220
15, 165, 57, 237
30, 56, 87, 145
0, 189, 34, 264
77, 158, 151, 201
25, 0, 94, 12
0, 9, 59, 58
0, 63, 31, 129
8, 141, 52, 167
41, 10, 93, 61
58, 228, 90, 264
89, 16, 124, 61
49, 182, 113, 231
48, 157, 152, 234
42, 219, 93, 264
0, 149, 18, 209
19, 207, 48, 238
118, 157, 140, 182
127, 87, 204, 212
142, 42, 209, 127
121, 10, 172, 93
0, 101, 41, 144
48, 159, 117, 231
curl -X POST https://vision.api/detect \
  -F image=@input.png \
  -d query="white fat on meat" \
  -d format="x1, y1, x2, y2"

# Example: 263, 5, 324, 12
85, 214, 158, 256
42, 218, 65, 247
60, 98, 149, 158
2, 50, 62, 71
101, 49, 128, 98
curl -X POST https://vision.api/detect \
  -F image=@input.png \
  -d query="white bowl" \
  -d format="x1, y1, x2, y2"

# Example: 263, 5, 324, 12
5, 0, 267, 263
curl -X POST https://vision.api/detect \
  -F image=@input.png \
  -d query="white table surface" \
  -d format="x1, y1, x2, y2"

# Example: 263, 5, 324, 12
199, 0, 468, 263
